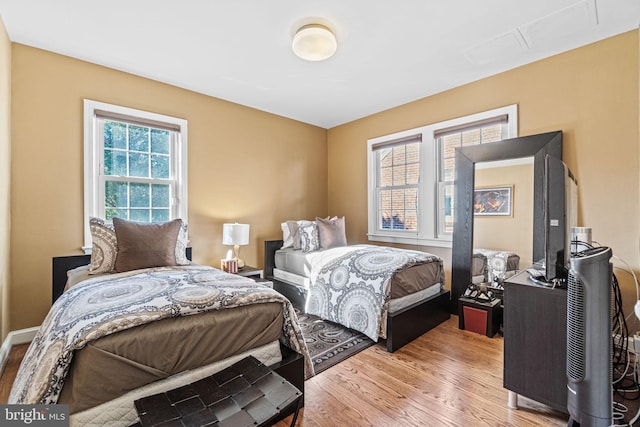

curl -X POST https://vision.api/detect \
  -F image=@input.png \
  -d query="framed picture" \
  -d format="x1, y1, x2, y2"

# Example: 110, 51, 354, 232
473, 185, 513, 216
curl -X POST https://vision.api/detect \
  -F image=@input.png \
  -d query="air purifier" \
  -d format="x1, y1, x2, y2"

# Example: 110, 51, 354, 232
566, 246, 612, 427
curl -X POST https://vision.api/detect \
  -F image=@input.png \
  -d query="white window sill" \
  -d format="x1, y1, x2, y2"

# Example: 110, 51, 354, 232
367, 234, 452, 249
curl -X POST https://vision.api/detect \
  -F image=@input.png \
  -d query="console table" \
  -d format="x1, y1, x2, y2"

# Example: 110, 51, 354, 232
503, 270, 568, 413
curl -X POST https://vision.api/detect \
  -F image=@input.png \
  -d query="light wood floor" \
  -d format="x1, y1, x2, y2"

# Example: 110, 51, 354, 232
0, 317, 567, 426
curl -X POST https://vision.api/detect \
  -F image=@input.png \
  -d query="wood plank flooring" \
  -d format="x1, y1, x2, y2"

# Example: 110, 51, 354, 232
0, 343, 28, 403
274, 316, 567, 426
0, 318, 567, 426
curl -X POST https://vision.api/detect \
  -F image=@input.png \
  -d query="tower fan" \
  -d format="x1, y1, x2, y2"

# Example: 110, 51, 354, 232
566, 246, 613, 427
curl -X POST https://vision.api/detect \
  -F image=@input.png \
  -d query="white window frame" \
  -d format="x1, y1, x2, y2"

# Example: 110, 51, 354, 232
83, 99, 188, 252
367, 104, 517, 248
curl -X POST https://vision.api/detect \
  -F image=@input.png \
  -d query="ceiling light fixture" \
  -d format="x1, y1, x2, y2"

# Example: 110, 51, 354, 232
292, 24, 337, 61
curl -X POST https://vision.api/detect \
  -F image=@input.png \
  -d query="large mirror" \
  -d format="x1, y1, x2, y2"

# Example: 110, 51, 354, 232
474, 158, 534, 271
450, 131, 563, 308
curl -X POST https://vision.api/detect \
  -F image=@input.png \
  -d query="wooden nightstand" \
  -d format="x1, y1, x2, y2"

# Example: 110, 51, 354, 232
235, 265, 264, 279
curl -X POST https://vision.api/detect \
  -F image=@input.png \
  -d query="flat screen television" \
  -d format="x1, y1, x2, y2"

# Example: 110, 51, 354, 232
543, 154, 578, 283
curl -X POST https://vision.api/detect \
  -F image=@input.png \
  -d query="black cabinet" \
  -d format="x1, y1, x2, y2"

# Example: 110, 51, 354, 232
458, 297, 502, 337
503, 270, 568, 413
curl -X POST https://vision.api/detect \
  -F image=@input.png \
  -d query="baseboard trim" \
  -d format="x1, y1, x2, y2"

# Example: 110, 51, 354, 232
0, 327, 38, 375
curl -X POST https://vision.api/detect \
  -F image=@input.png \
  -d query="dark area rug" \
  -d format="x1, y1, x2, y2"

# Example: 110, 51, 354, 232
295, 310, 374, 375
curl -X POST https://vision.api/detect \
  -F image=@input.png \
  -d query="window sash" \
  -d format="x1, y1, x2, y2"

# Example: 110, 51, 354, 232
96, 117, 180, 221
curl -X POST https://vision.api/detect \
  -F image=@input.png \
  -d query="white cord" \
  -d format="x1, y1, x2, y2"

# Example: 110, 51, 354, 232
612, 254, 640, 305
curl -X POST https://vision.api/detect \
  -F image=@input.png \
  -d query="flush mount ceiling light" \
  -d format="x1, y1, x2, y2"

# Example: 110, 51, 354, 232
292, 24, 337, 61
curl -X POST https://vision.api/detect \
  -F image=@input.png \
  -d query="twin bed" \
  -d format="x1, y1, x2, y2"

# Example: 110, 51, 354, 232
10, 219, 309, 426
265, 238, 451, 352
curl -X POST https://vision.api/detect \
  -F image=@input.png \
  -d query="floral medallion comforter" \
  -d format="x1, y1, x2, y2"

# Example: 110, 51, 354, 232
305, 245, 442, 341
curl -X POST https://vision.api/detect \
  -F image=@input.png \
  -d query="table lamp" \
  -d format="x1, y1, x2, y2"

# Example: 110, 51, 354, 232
222, 223, 250, 269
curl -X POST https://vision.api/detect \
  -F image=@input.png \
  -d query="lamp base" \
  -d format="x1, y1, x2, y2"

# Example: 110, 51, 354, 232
233, 245, 246, 270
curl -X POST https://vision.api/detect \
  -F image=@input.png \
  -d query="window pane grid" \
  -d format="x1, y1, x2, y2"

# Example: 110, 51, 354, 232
377, 142, 420, 232
104, 120, 172, 180
104, 181, 171, 222
439, 122, 504, 181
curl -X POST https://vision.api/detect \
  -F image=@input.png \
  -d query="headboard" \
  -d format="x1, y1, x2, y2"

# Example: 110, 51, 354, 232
264, 240, 284, 278
51, 247, 193, 305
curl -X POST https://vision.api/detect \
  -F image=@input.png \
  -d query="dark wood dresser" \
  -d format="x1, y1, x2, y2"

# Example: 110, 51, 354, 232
503, 270, 568, 413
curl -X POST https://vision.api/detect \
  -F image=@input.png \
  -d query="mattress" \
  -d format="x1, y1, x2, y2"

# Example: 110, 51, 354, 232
274, 267, 312, 289
274, 247, 312, 278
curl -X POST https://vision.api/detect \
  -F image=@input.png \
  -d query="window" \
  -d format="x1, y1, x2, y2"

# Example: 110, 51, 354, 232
84, 100, 188, 252
367, 105, 517, 247
374, 135, 421, 231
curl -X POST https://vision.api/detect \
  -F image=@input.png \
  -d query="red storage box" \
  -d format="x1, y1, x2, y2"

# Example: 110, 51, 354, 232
462, 305, 488, 335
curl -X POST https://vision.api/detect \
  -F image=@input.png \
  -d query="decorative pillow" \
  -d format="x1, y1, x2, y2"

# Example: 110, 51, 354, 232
88, 217, 118, 274
281, 222, 293, 248
89, 217, 190, 273
285, 220, 299, 249
299, 222, 320, 253
113, 218, 182, 272
175, 220, 190, 265
316, 216, 347, 249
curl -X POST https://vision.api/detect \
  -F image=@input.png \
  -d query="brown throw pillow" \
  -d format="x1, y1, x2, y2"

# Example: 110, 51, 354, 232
113, 218, 182, 272
316, 216, 347, 249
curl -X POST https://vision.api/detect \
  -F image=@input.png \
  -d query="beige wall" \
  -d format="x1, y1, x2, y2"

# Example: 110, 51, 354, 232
474, 163, 534, 267
328, 30, 639, 318
0, 16, 11, 340
9, 44, 327, 331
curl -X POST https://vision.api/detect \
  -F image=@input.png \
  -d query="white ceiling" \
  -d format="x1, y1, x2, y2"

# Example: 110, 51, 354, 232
0, 0, 638, 128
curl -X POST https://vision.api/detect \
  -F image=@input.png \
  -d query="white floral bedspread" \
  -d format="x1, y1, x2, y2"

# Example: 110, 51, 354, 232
305, 245, 441, 341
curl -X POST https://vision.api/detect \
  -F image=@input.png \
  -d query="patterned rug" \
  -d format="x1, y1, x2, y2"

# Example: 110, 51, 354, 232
295, 310, 375, 375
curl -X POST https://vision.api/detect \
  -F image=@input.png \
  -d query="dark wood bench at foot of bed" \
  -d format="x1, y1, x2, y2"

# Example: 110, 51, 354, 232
264, 240, 451, 353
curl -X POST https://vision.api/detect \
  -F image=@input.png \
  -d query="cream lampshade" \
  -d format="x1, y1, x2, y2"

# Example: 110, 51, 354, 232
222, 223, 250, 269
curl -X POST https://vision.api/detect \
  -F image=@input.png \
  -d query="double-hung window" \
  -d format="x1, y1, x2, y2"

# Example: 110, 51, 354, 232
367, 105, 517, 247
372, 134, 421, 232
83, 100, 188, 252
